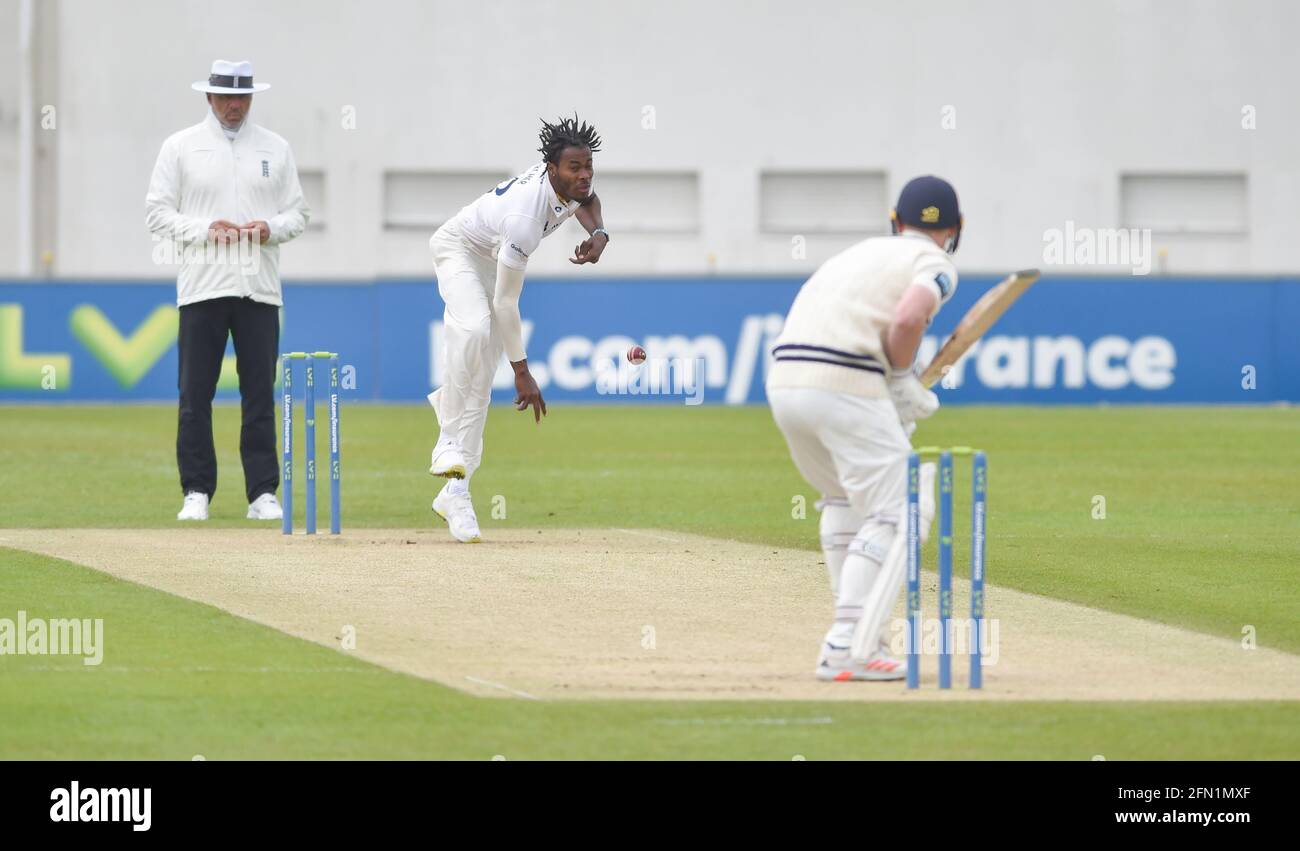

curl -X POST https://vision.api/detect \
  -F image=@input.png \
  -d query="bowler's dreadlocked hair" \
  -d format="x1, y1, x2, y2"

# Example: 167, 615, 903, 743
538, 114, 603, 163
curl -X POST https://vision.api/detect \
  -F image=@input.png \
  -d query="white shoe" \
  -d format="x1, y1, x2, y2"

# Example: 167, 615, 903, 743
815, 642, 907, 682
177, 491, 209, 521
246, 493, 284, 520
432, 483, 482, 543
429, 444, 467, 479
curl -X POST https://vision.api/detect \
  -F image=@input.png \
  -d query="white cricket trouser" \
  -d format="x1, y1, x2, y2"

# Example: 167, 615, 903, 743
429, 220, 504, 478
768, 388, 909, 516
768, 387, 910, 646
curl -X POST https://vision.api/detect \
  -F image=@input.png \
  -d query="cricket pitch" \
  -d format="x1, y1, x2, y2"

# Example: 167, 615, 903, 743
4, 528, 1298, 702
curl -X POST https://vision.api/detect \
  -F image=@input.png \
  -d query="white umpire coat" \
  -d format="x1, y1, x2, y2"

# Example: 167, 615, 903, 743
145, 110, 310, 307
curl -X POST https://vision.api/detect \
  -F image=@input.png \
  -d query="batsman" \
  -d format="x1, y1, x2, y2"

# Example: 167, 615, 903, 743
766, 175, 961, 682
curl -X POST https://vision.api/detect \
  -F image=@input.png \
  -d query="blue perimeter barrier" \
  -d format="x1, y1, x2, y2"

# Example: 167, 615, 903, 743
0, 275, 1295, 403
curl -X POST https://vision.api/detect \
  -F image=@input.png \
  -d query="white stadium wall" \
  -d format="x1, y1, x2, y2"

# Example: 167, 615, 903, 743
2, 0, 1297, 278
0, 0, 23, 274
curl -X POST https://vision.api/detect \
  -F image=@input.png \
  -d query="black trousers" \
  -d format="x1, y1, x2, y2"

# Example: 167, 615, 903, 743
177, 296, 280, 503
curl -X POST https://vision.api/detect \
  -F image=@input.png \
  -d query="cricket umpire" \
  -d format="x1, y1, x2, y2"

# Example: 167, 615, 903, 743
145, 60, 309, 521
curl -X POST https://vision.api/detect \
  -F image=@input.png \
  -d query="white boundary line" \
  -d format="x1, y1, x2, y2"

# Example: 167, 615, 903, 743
5, 665, 378, 673
659, 716, 835, 726
464, 675, 540, 701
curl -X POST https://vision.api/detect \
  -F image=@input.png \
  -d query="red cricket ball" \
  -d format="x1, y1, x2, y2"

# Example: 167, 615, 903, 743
627, 345, 647, 365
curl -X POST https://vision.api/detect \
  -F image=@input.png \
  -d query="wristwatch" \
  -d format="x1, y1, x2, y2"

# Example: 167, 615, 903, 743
592, 228, 610, 241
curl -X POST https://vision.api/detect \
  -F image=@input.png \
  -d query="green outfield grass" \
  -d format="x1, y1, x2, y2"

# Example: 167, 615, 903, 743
1, 404, 1298, 758
3, 404, 1298, 650
2, 547, 1295, 760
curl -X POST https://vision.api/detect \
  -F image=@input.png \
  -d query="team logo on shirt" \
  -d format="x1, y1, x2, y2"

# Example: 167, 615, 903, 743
935, 272, 953, 297
921, 205, 940, 224
261, 160, 269, 177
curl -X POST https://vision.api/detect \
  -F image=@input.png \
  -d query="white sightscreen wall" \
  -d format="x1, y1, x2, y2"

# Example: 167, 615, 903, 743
383, 172, 508, 230
760, 172, 889, 234
1121, 174, 1249, 235
0, 0, 23, 273
595, 172, 699, 233
298, 170, 326, 230
3, 0, 1295, 277
382, 171, 699, 234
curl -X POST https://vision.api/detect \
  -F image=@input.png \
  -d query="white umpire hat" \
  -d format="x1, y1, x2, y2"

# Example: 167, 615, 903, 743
192, 60, 271, 94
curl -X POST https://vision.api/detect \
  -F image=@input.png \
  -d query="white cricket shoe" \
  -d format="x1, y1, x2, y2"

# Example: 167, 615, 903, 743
177, 491, 209, 521
432, 483, 482, 543
246, 493, 284, 520
429, 444, 467, 480
815, 642, 907, 682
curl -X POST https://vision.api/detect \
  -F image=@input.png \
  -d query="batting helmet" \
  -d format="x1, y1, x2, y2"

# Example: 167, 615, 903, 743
890, 175, 963, 253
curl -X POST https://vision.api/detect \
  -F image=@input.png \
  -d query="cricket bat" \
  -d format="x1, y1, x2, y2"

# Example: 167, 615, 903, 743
919, 268, 1041, 388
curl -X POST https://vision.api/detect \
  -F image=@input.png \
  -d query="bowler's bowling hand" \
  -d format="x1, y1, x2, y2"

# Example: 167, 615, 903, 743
513, 369, 548, 423
569, 232, 608, 264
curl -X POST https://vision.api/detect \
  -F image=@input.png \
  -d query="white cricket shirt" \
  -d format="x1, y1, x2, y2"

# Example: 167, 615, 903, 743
451, 163, 583, 269
145, 111, 310, 307
767, 231, 959, 398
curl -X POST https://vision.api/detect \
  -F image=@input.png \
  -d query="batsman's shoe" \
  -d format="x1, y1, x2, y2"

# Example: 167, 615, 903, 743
177, 491, 210, 521
246, 493, 284, 521
429, 444, 467, 480
815, 642, 907, 682
432, 485, 482, 543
